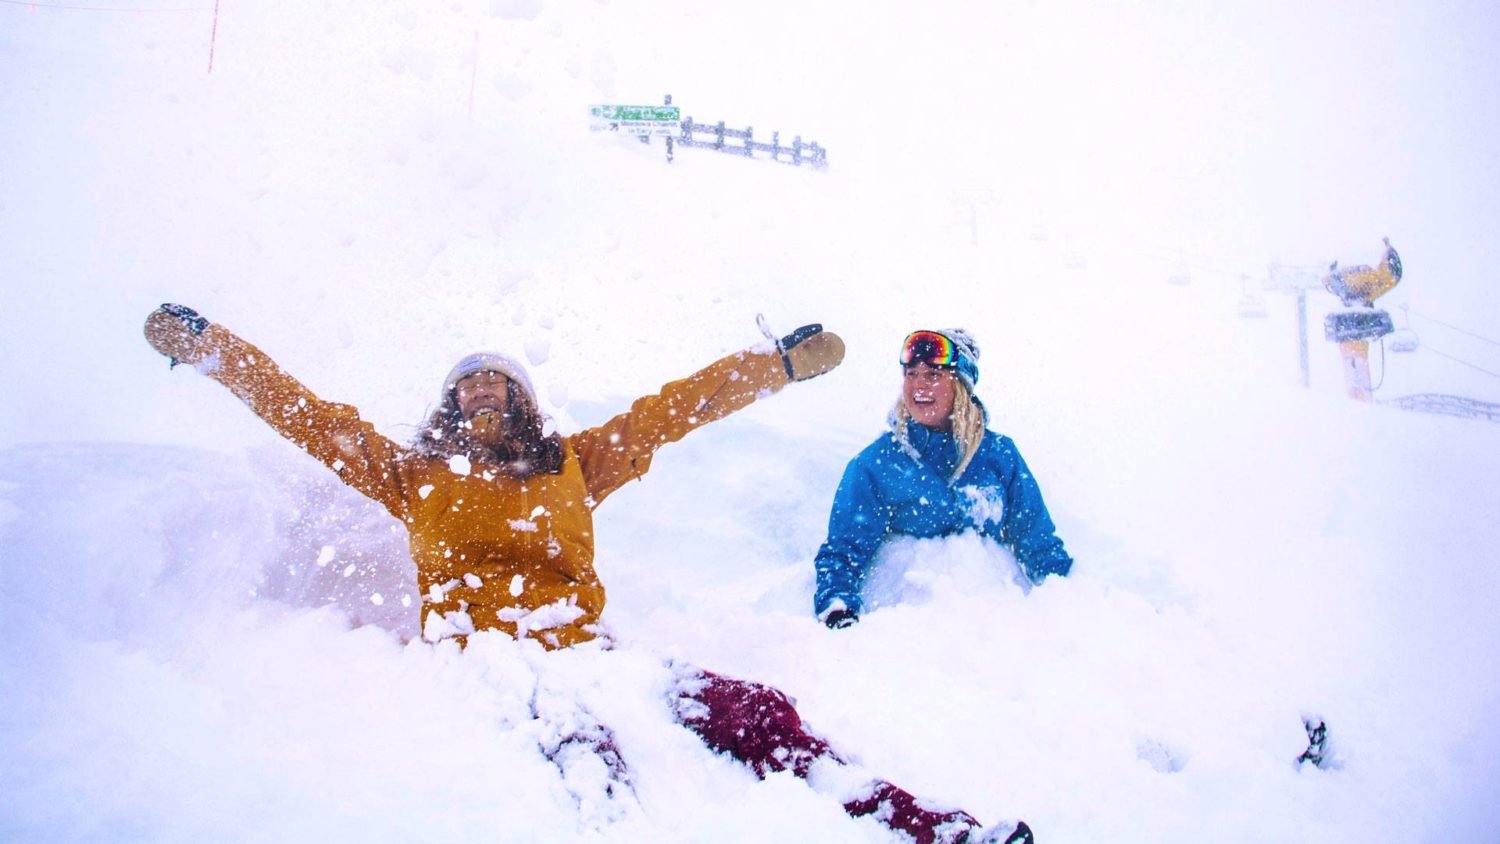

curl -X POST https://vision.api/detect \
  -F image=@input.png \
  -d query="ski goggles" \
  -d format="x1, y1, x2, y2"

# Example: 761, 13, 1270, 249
900, 331, 960, 367
899, 330, 979, 385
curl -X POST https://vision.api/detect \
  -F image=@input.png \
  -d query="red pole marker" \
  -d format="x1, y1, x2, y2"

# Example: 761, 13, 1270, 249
468, 30, 479, 119
207, 0, 220, 73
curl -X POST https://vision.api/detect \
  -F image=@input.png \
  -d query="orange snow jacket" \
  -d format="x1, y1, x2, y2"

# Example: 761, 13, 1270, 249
191, 325, 792, 649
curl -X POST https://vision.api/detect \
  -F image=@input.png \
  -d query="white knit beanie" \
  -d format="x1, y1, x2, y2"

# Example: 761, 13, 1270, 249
442, 352, 538, 407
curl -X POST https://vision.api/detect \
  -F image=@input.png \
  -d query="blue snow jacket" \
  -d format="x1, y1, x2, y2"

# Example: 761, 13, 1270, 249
813, 422, 1073, 619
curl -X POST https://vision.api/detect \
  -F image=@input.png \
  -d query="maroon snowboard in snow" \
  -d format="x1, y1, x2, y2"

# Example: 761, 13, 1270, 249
676, 669, 984, 844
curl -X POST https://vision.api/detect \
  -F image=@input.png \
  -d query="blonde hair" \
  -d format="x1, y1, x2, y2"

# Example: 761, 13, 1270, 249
890, 376, 986, 484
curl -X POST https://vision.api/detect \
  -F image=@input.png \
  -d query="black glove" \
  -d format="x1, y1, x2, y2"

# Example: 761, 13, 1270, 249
823, 608, 858, 630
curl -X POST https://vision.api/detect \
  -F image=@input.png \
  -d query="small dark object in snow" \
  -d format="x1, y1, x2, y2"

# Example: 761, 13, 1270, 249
965, 819, 1035, 844
1298, 717, 1330, 768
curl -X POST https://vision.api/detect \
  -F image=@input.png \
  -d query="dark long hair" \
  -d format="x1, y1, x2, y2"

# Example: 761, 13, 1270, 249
409, 379, 564, 477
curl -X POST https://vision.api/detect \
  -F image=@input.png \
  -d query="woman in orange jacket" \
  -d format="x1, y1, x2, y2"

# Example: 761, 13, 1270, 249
142, 304, 1032, 844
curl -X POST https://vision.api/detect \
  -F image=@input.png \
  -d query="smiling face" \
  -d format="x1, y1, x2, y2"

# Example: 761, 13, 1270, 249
454, 370, 516, 442
902, 363, 957, 430
454, 370, 512, 419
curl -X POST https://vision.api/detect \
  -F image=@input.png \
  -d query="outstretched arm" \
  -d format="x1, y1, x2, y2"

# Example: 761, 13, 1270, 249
143, 305, 412, 520
570, 324, 843, 507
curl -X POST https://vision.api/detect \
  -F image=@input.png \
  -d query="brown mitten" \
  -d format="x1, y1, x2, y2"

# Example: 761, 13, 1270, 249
780, 325, 845, 382
143, 304, 210, 366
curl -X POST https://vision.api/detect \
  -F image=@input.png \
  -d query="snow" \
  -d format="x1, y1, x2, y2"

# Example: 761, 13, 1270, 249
4, 1, 1500, 842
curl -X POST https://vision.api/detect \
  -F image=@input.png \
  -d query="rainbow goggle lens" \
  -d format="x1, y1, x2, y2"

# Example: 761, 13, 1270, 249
899, 331, 960, 367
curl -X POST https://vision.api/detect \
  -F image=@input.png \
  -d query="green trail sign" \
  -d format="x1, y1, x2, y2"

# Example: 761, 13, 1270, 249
589, 103, 681, 136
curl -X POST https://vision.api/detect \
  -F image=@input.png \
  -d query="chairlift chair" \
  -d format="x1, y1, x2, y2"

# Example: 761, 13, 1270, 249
1388, 329, 1420, 353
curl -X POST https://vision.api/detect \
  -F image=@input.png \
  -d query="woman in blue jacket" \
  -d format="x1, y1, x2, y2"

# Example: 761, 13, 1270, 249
815, 329, 1073, 628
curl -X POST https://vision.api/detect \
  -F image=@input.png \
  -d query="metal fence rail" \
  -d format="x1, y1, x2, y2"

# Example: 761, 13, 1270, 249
1382, 393, 1500, 424
678, 116, 828, 169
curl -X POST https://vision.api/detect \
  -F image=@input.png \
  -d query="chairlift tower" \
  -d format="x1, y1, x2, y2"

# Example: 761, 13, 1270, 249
1264, 263, 1322, 389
